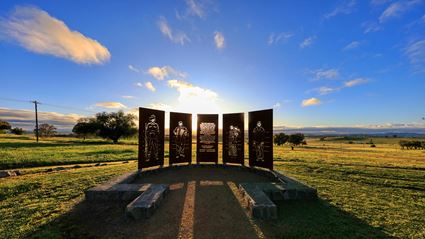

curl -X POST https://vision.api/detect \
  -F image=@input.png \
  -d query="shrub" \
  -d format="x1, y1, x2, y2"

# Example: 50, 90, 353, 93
10, 127, 24, 135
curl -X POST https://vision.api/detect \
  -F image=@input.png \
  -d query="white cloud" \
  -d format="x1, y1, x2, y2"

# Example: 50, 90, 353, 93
318, 86, 338, 95
0, 107, 82, 130
379, 0, 422, 23
148, 103, 173, 111
145, 81, 156, 92
95, 102, 127, 109
404, 39, 425, 72
371, 0, 391, 5
135, 82, 143, 87
0, 6, 110, 64
300, 36, 316, 49
157, 17, 190, 45
324, 0, 357, 19
128, 65, 140, 73
362, 21, 381, 33
146, 66, 187, 80
273, 102, 281, 108
268, 32, 294, 45
185, 0, 205, 18
344, 78, 368, 87
121, 95, 134, 99
313, 69, 340, 80
343, 41, 361, 50
167, 79, 220, 113
214, 31, 225, 49
302, 98, 321, 107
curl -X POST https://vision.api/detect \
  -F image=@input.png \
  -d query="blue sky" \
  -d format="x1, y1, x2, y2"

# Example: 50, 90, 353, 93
0, 0, 424, 130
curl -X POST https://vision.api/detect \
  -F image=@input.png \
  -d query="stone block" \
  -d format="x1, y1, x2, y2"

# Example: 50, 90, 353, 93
126, 184, 169, 220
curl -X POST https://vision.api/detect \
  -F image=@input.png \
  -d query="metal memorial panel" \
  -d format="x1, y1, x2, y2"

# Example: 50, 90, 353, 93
196, 114, 219, 163
169, 112, 192, 165
138, 107, 165, 169
249, 109, 273, 170
222, 113, 245, 165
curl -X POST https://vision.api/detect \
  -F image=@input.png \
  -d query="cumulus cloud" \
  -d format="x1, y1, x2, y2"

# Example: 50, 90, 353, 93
146, 66, 187, 80
300, 36, 316, 49
313, 69, 340, 80
214, 31, 225, 49
324, 0, 357, 19
0, 6, 110, 64
268, 32, 294, 45
379, 0, 422, 22
343, 41, 361, 50
157, 16, 190, 45
302, 98, 321, 107
404, 39, 425, 72
145, 81, 156, 92
167, 79, 220, 113
344, 78, 368, 87
0, 107, 82, 130
95, 102, 127, 109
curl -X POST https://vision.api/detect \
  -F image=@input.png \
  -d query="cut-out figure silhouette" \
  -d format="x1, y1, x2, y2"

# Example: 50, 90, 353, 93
145, 114, 159, 161
253, 121, 265, 161
228, 125, 240, 157
173, 121, 189, 158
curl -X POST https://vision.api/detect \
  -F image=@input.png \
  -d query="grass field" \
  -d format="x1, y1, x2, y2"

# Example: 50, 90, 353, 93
0, 134, 424, 238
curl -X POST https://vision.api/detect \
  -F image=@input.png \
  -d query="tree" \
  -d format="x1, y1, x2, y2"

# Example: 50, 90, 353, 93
36, 123, 57, 138
288, 133, 305, 147
11, 127, 24, 135
94, 111, 137, 143
274, 133, 289, 146
72, 118, 97, 140
0, 119, 11, 133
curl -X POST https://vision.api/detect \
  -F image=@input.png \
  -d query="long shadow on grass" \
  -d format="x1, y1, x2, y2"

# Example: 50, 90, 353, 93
30, 167, 394, 239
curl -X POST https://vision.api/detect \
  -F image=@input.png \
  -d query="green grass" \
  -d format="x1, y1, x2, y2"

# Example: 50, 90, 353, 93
0, 135, 424, 238
0, 135, 138, 169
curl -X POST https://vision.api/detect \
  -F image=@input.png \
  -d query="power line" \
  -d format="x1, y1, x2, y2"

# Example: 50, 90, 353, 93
0, 97, 96, 114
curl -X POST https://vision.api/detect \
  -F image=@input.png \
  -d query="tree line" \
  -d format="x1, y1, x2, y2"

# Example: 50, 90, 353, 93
0, 111, 137, 143
399, 140, 425, 150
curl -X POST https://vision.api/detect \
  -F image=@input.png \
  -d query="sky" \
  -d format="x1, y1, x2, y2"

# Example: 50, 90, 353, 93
0, 0, 425, 131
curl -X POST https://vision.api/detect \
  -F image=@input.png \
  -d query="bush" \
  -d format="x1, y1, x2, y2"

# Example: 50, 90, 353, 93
370, 144, 376, 148
274, 133, 289, 146
36, 123, 57, 138
0, 119, 11, 132
399, 140, 425, 150
10, 127, 24, 135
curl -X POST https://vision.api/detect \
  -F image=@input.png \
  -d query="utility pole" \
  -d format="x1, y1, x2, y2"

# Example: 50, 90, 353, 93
32, 100, 39, 142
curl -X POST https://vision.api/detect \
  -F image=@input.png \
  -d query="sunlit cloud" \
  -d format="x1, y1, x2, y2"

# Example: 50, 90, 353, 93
323, 0, 356, 19
0, 6, 110, 64
147, 66, 187, 80
302, 98, 321, 107
167, 79, 220, 113
95, 102, 127, 109
0, 107, 83, 130
157, 16, 190, 45
268, 32, 294, 45
344, 78, 368, 87
343, 41, 361, 50
214, 31, 225, 49
379, 0, 422, 23
404, 39, 425, 72
300, 36, 316, 49
145, 81, 156, 92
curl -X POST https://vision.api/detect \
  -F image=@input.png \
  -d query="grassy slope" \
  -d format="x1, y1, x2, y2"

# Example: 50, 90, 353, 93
0, 135, 424, 238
